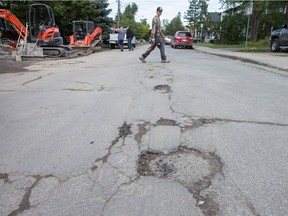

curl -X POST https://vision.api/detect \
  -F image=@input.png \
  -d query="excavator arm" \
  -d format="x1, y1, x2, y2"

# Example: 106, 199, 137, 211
85, 26, 102, 45
0, 9, 28, 39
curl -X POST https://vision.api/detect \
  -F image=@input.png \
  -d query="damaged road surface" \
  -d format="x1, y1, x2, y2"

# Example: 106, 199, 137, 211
1, 46, 288, 216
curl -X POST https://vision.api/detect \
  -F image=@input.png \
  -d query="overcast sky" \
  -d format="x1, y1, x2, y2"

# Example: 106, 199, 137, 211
107, 0, 222, 24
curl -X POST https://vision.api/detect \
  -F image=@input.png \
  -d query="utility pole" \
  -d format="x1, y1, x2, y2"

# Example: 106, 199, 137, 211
117, 0, 120, 28
245, 0, 253, 48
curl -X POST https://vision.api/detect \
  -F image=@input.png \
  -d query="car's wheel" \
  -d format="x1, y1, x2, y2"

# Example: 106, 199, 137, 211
271, 38, 280, 52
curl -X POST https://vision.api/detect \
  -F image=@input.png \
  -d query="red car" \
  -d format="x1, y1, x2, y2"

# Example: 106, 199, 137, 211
171, 31, 193, 49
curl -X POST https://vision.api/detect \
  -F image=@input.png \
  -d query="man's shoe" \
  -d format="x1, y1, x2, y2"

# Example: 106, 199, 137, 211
161, 59, 170, 63
139, 56, 146, 63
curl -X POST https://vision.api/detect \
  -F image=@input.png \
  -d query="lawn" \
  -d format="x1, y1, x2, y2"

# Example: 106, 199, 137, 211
196, 38, 271, 52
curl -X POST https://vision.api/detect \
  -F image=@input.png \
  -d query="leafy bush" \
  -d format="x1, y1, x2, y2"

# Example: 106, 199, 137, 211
218, 12, 247, 44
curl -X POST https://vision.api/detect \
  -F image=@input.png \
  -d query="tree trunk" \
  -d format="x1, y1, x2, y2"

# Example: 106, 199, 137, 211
250, 2, 261, 42
251, 14, 260, 42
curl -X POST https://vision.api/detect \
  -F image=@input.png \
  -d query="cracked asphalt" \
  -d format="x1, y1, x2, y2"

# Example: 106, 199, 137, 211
0, 45, 288, 216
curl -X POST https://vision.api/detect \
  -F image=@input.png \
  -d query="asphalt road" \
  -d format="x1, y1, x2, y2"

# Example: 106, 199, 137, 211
0, 45, 288, 216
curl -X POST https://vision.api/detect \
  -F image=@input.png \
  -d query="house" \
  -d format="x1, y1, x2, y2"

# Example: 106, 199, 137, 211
204, 5, 242, 43
204, 12, 222, 43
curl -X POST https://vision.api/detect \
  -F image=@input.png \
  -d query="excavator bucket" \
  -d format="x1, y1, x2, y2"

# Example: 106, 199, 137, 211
69, 40, 102, 55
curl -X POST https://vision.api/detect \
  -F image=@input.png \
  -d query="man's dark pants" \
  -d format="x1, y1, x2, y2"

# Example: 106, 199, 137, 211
141, 36, 166, 60
118, 40, 124, 50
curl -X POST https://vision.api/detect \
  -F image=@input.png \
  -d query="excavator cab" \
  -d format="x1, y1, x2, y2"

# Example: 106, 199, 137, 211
28, 3, 63, 46
71, 21, 100, 44
69, 20, 102, 54
72, 21, 94, 40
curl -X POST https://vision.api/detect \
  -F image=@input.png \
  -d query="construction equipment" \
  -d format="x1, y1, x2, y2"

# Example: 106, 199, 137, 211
0, 4, 77, 58
69, 20, 102, 54
0, 8, 42, 59
0, 9, 28, 40
28, 3, 76, 57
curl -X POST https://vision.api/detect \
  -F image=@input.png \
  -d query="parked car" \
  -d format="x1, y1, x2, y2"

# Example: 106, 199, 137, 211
270, 24, 288, 52
165, 35, 173, 45
171, 31, 193, 49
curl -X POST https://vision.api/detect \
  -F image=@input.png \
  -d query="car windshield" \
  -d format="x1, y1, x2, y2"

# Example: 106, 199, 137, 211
177, 32, 192, 37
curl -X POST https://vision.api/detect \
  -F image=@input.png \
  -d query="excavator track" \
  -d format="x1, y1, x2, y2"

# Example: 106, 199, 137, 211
42, 46, 78, 58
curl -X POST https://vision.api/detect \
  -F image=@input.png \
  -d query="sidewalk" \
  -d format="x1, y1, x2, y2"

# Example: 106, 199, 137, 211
194, 46, 288, 72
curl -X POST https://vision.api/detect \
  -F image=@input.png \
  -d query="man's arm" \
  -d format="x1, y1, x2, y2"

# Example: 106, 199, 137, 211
151, 16, 157, 39
160, 29, 166, 39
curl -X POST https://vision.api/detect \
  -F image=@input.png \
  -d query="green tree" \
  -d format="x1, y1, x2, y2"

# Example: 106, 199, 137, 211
122, 3, 138, 20
164, 12, 185, 35
119, 3, 138, 28
219, 12, 247, 44
185, 0, 209, 40
117, 3, 150, 40
138, 18, 150, 40
185, 0, 199, 27
258, 1, 288, 39
255, 1, 288, 40
52, 0, 114, 43
219, 0, 288, 42
162, 19, 169, 32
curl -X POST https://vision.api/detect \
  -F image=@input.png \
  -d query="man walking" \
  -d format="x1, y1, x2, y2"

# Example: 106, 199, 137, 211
139, 7, 170, 63
117, 27, 125, 51
126, 26, 134, 51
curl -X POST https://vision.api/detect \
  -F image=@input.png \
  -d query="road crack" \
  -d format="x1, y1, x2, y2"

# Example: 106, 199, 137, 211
0, 173, 9, 183
22, 76, 42, 86
5, 174, 57, 216
95, 122, 132, 163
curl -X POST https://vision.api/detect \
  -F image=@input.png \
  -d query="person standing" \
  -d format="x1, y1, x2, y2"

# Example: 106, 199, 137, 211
139, 7, 170, 63
117, 27, 125, 51
126, 26, 134, 51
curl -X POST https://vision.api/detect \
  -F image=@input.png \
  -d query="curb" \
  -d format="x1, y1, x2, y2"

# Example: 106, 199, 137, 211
194, 47, 288, 73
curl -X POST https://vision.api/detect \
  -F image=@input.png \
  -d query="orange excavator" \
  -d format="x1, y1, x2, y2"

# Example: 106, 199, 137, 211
28, 3, 64, 47
0, 3, 75, 57
0, 9, 28, 40
69, 20, 102, 54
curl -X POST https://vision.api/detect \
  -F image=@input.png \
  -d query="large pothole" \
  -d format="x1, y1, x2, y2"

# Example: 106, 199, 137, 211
154, 84, 171, 93
138, 146, 223, 215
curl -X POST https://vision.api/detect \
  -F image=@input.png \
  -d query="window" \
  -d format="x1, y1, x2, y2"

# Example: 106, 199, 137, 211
177, 32, 192, 37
